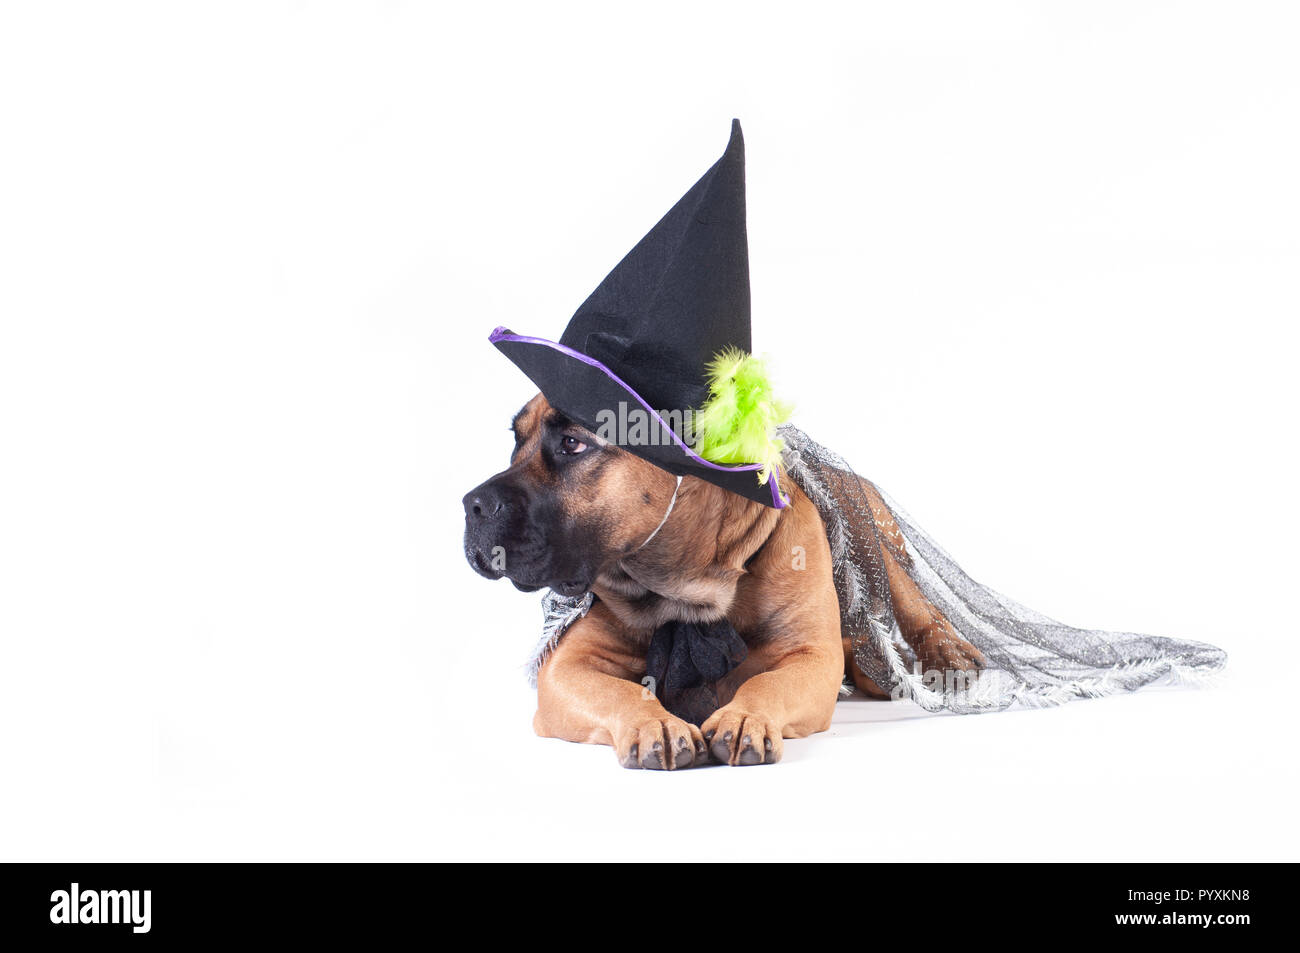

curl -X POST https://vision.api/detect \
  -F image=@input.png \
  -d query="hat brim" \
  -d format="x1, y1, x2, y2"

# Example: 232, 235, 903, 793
490, 327, 787, 509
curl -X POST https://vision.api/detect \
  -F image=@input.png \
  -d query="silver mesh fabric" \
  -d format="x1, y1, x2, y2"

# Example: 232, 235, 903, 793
781, 426, 1227, 712
528, 589, 593, 687
527, 428, 1227, 712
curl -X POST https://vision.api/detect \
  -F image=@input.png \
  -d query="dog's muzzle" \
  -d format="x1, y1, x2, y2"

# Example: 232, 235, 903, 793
462, 480, 589, 596
463, 481, 515, 579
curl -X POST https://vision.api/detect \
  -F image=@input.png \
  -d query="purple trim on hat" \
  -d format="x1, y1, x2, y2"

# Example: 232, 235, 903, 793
490, 327, 788, 509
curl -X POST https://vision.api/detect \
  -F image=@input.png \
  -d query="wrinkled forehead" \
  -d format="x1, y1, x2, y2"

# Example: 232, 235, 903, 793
510, 393, 551, 441
511, 393, 604, 443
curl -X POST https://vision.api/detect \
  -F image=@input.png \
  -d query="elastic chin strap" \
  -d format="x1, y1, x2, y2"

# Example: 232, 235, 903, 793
629, 475, 684, 555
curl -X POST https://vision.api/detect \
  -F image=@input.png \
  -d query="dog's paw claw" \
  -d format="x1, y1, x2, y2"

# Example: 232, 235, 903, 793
701, 708, 782, 765
622, 744, 640, 769
616, 716, 705, 770
709, 730, 733, 765
640, 740, 665, 770
738, 735, 763, 765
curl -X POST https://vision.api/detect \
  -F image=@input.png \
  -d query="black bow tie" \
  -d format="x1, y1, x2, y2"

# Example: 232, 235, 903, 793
643, 618, 748, 725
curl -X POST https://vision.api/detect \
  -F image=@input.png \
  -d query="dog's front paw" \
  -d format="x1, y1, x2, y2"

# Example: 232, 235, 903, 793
701, 707, 782, 766
614, 716, 707, 770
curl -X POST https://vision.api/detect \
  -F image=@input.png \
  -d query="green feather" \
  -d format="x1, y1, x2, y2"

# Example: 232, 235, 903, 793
692, 347, 793, 485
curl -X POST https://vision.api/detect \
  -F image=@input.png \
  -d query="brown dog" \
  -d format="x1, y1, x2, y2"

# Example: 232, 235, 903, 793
463, 393, 984, 768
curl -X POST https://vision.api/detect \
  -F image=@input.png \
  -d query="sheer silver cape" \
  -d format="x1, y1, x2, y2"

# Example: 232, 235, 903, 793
528, 427, 1226, 712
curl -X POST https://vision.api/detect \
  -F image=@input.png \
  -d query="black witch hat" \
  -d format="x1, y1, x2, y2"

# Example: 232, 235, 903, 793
491, 120, 789, 508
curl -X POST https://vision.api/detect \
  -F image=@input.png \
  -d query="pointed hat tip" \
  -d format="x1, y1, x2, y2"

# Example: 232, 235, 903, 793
725, 118, 744, 161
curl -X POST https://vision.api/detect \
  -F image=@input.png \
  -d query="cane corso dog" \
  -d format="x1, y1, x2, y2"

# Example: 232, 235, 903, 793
463, 393, 983, 768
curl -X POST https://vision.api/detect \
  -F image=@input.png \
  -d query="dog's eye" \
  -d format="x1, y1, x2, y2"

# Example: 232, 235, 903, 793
559, 435, 588, 455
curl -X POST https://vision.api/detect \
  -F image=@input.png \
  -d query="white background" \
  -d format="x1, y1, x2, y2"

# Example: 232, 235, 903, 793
2, 2, 1297, 861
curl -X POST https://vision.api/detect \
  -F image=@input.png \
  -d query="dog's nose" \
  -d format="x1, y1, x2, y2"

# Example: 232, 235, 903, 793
463, 485, 505, 520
